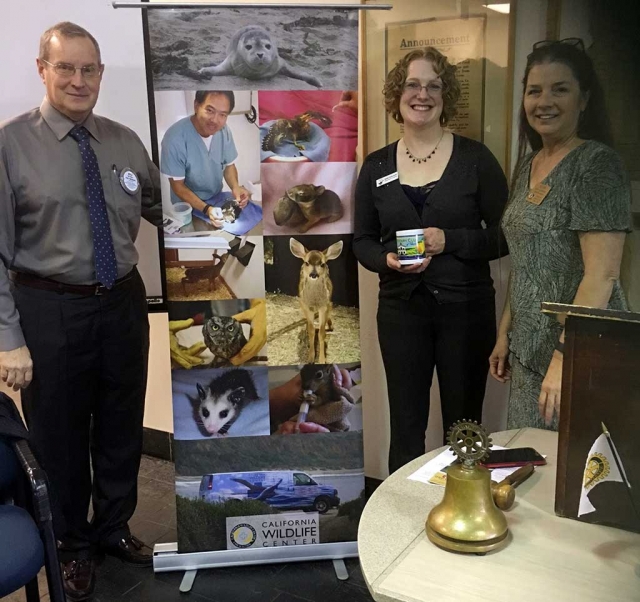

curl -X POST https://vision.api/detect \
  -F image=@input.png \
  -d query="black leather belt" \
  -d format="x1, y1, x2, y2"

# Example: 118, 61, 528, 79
13, 270, 134, 296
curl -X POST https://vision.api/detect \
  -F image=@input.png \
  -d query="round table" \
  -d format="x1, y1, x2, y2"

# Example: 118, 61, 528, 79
358, 428, 640, 602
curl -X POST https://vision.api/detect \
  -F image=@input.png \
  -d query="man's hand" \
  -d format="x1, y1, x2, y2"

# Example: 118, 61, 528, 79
229, 299, 267, 366
169, 319, 207, 369
332, 364, 353, 391
232, 186, 251, 209
202, 206, 224, 229
277, 420, 330, 435
332, 91, 358, 113
0, 345, 33, 390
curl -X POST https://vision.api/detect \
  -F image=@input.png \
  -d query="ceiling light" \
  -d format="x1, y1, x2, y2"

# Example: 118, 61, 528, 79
483, 4, 511, 14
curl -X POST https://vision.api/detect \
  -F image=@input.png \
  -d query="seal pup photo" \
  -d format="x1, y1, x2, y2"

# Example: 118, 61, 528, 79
199, 25, 322, 88
147, 8, 358, 91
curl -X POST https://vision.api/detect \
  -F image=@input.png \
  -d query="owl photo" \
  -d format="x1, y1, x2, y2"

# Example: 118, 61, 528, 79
168, 299, 268, 369
202, 315, 247, 366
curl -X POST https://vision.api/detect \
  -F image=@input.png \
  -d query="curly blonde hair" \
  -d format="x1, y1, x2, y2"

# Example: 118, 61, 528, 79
383, 47, 460, 125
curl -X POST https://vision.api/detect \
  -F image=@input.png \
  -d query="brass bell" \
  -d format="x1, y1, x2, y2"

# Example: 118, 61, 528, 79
426, 421, 509, 554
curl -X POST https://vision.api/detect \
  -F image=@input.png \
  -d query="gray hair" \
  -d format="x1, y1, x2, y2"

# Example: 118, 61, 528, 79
39, 21, 102, 63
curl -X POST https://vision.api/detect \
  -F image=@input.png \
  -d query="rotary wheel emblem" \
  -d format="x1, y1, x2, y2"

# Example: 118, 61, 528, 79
447, 420, 492, 466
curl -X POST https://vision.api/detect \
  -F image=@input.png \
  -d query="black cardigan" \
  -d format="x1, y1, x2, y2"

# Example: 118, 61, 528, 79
353, 135, 509, 303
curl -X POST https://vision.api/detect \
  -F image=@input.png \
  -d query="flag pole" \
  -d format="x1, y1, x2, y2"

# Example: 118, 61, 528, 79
601, 422, 640, 525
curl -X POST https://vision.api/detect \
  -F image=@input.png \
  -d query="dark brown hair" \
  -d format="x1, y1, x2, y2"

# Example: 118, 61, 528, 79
383, 47, 460, 126
514, 41, 612, 178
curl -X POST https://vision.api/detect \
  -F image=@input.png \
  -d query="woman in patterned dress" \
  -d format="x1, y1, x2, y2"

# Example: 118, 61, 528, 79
489, 39, 631, 429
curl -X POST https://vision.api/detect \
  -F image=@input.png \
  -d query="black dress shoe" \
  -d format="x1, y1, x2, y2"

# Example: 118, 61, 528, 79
103, 534, 153, 567
61, 558, 95, 601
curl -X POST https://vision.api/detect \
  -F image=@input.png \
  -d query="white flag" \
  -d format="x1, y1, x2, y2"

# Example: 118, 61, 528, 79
578, 433, 627, 516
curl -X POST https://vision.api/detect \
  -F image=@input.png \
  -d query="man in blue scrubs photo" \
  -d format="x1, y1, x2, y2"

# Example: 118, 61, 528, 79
160, 90, 250, 228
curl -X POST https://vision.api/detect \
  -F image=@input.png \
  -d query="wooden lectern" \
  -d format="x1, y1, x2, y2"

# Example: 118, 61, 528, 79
542, 303, 640, 533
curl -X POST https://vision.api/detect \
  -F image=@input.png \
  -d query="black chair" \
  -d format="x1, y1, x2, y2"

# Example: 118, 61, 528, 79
0, 392, 65, 602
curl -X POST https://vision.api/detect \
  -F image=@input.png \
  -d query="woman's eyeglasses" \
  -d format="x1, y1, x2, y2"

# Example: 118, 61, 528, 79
402, 81, 444, 95
532, 37, 585, 52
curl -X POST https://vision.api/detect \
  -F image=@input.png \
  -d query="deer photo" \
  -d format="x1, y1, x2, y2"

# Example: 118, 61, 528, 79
181, 252, 228, 295
290, 238, 344, 363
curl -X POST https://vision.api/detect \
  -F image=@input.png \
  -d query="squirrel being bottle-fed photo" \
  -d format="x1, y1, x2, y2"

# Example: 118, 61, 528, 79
293, 363, 355, 432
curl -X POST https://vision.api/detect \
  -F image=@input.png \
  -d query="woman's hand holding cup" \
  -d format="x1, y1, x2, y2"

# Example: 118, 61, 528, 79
423, 227, 445, 255
386, 252, 431, 273
390, 228, 431, 273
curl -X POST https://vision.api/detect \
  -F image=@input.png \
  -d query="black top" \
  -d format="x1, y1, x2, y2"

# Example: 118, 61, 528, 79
402, 181, 437, 213
353, 135, 509, 303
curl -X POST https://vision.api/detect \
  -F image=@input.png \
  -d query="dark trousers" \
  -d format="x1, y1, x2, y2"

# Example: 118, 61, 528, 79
377, 285, 496, 474
15, 271, 149, 560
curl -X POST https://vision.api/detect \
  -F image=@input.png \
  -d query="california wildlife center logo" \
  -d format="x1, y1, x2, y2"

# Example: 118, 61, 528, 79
229, 523, 257, 548
583, 452, 610, 489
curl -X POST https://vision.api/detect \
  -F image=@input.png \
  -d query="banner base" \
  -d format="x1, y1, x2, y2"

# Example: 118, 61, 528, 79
153, 541, 358, 574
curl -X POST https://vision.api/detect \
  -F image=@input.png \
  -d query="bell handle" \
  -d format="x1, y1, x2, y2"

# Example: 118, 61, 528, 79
497, 463, 535, 489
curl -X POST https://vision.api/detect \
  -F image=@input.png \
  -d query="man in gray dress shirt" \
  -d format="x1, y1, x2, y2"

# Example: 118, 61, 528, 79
0, 22, 161, 600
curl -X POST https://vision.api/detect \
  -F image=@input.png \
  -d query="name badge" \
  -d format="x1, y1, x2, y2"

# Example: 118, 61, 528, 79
376, 172, 399, 188
526, 183, 551, 205
119, 168, 140, 195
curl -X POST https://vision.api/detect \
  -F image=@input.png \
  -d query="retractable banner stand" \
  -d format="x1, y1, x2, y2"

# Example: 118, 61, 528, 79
141, 3, 365, 573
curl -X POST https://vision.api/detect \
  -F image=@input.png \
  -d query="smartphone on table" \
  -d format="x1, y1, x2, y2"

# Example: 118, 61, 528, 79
481, 447, 546, 469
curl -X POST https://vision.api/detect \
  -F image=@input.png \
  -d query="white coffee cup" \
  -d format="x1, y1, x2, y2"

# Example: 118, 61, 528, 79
396, 228, 426, 265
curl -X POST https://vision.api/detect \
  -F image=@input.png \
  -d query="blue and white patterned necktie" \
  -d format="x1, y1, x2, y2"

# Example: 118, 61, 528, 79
68, 125, 118, 289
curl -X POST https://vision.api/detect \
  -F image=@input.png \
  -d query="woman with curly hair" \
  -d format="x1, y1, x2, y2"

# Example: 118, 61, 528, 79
354, 47, 509, 473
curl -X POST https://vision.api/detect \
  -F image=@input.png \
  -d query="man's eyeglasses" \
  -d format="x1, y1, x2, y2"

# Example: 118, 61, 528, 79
403, 81, 444, 95
532, 37, 585, 52
41, 59, 102, 79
